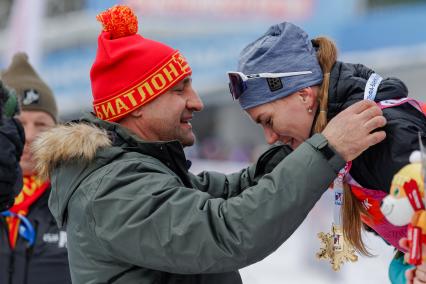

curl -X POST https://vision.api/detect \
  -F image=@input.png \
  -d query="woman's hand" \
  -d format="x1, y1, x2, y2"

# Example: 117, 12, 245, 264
399, 238, 426, 284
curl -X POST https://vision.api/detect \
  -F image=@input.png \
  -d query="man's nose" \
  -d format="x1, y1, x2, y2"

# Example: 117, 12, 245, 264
24, 125, 37, 144
187, 87, 204, 112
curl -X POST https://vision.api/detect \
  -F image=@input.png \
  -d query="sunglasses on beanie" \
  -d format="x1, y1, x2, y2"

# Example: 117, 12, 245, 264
227, 71, 312, 100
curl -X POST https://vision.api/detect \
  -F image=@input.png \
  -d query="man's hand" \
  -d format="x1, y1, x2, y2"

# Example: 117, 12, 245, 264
399, 238, 426, 284
322, 100, 386, 161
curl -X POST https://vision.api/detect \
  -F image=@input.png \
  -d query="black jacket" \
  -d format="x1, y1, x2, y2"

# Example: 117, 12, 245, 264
327, 61, 426, 192
0, 188, 71, 284
0, 118, 24, 211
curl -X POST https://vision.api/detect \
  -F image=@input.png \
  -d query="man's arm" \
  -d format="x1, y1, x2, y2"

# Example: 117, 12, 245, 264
91, 100, 385, 274
92, 137, 344, 274
189, 145, 292, 199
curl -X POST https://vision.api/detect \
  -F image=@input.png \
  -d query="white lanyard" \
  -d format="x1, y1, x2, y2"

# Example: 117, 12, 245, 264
364, 73, 383, 101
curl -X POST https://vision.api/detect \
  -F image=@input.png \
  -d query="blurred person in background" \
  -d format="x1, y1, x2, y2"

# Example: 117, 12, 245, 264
0, 81, 24, 212
0, 53, 71, 284
32, 5, 386, 284
228, 22, 426, 283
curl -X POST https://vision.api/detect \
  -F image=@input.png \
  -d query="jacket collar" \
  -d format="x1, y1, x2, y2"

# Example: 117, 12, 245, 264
326, 61, 408, 120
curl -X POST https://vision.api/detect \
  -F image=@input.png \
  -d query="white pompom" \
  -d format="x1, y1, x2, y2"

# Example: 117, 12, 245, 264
409, 151, 421, 163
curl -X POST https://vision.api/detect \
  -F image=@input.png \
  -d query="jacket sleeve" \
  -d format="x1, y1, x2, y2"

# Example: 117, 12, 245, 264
188, 145, 292, 198
0, 118, 24, 211
91, 135, 344, 274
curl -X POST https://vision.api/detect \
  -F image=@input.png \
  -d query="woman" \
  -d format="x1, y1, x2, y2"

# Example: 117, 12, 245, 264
228, 22, 426, 283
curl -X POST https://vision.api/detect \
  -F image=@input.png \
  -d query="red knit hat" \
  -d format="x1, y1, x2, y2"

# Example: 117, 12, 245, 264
90, 5, 192, 121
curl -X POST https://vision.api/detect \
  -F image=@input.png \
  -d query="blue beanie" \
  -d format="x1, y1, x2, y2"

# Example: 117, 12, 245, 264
237, 22, 323, 110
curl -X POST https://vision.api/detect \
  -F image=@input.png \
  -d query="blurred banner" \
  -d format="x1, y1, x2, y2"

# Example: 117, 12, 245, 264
5, 0, 46, 67
124, 0, 313, 20
2, 0, 425, 116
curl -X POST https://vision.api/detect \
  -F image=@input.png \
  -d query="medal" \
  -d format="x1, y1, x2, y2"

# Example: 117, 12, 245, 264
317, 223, 358, 271
317, 164, 358, 271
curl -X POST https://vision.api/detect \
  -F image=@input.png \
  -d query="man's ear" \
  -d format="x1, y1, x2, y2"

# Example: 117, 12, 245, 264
128, 106, 143, 118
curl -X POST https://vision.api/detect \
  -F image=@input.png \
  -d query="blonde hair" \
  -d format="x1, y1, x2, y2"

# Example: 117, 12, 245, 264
311, 37, 371, 255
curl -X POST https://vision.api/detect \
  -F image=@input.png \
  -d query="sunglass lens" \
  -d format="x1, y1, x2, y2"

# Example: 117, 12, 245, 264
228, 73, 245, 100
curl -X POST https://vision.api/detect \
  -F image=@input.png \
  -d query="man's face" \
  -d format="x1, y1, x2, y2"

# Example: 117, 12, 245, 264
17, 110, 55, 176
138, 77, 204, 147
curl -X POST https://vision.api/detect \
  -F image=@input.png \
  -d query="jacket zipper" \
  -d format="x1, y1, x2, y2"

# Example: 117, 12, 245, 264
23, 219, 38, 284
8, 250, 14, 284
23, 246, 34, 284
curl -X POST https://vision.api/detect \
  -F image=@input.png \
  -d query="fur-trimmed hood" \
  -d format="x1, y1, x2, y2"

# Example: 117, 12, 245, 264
32, 120, 121, 227
32, 123, 111, 180
32, 114, 192, 227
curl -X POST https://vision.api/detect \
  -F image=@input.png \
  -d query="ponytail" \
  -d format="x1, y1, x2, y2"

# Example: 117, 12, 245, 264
311, 37, 337, 134
342, 183, 372, 256
312, 37, 372, 255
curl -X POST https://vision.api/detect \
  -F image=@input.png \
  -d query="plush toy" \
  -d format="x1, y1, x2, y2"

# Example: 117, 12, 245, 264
381, 151, 426, 265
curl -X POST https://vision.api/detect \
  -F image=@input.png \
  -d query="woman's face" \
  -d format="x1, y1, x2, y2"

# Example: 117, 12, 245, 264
246, 87, 318, 149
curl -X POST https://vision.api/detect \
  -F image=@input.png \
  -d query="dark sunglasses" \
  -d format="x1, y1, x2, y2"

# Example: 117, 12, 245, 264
227, 71, 312, 100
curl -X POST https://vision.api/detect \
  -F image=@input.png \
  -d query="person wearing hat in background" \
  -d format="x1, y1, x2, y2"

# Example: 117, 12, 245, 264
228, 22, 426, 283
0, 81, 24, 212
0, 53, 71, 284
32, 5, 386, 283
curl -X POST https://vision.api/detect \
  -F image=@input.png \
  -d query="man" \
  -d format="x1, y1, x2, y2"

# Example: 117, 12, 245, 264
0, 53, 71, 284
0, 81, 24, 211
33, 5, 386, 284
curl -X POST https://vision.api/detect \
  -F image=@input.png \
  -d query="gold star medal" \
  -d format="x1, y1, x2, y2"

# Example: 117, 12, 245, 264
317, 223, 358, 271
317, 166, 358, 271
